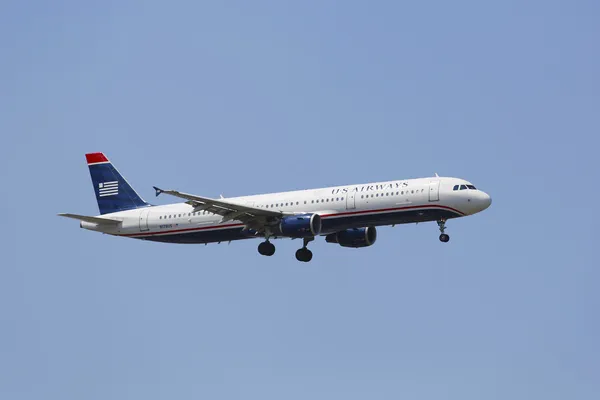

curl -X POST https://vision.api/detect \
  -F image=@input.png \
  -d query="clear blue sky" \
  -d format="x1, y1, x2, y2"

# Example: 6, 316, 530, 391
2, 1, 598, 399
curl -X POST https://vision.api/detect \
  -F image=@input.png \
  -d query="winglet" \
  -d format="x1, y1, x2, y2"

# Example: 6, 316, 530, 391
153, 186, 163, 197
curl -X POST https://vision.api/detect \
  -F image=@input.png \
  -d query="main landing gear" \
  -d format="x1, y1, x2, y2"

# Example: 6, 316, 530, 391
257, 237, 314, 262
295, 237, 314, 262
437, 219, 450, 243
258, 240, 275, 256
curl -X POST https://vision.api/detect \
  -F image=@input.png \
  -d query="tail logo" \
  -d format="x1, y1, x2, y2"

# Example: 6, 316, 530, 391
99, 181, 119, 197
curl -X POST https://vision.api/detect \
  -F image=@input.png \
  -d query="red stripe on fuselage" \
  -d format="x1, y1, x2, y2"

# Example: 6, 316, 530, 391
320, 204, 465, 218
120, 204, 464, 238
121, 223, 245, 237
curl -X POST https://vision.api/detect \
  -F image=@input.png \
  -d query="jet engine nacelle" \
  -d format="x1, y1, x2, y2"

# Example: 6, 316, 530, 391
325, 227, 377, 248
278, 213, 322, 238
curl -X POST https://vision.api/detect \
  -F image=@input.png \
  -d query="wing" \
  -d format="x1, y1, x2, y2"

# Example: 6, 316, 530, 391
153, 186, 282, 226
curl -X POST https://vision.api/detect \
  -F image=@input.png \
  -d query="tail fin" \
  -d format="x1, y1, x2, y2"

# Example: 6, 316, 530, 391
86, 153, 150, 215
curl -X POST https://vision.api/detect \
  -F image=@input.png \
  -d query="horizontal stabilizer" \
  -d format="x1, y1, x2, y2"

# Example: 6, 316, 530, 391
58, 213, 121, 225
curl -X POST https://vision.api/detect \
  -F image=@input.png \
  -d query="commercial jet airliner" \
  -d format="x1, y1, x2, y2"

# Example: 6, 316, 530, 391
59, 153, 492, 262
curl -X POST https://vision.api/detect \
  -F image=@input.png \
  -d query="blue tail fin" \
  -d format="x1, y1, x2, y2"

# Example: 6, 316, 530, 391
86, 153, 150, 215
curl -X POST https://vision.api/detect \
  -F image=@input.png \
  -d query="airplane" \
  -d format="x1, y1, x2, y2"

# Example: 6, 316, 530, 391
59, 153, 492, 262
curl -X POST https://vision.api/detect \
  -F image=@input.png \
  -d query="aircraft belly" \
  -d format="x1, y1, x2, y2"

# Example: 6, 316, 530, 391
136, 208, 461, 244
320, 208, 460, 233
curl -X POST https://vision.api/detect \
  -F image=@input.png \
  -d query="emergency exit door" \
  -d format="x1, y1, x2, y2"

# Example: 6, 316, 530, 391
429, 181, 440, 202
139, 208, 151, 231
346, 191, 356, 209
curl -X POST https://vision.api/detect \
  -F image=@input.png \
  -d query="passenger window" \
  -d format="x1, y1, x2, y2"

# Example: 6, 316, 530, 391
396, 191, 399, 195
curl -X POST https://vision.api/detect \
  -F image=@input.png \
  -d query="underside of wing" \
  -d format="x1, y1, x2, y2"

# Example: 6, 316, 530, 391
153, 187, 282, 225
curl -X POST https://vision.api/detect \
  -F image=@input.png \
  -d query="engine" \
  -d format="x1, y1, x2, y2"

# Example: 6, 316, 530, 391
278, 213, 322, 238
325, 227, 377, 248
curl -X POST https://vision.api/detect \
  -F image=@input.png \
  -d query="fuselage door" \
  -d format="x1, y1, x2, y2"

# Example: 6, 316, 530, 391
139, 208, 151, 231
346, 191, 356, 210
429, 180, 440, 202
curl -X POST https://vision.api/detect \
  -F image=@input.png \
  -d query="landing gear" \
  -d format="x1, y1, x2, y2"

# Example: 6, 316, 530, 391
437, 219, 450, 243
295, 248, 313, 262
295, 237, 314, 262
258, 240, 275, 256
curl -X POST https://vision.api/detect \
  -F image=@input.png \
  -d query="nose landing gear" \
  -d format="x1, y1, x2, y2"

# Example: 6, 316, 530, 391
437, 219, 450, 243
295, 237, 314, 262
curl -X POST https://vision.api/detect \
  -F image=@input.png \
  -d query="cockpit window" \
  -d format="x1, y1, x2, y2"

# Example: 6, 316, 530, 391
467, 185, 477, 190
460, 185, 467, 190
453, 185, 459, 191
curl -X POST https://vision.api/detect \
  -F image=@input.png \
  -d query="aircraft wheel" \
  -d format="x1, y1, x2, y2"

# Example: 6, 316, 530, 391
439, 233, 450, 243
295, 248, 313, 262
258, 241, 275, 256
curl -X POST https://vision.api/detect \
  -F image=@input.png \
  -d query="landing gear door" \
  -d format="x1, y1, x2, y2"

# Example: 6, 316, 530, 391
429, 180, 440, 202
139, 208, 150, 231
346, 191, 356, 210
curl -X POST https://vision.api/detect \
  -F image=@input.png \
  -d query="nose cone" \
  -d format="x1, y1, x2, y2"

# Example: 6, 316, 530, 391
479, 191, 492, 212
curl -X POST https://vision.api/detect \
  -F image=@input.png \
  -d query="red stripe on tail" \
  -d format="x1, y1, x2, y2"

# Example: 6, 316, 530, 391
85, 152, 109, 164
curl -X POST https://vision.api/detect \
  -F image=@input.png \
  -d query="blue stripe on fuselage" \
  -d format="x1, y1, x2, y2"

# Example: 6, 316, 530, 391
136, 207, 460, 244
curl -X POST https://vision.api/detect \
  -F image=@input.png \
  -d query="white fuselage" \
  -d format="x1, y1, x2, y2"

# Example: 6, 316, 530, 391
80, 176, 491, 244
